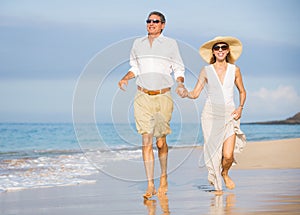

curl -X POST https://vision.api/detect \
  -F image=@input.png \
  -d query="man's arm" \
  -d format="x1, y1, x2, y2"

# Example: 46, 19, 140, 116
171, 40, 186, 97
175, 76, 187, 97
118, 71, 135, 91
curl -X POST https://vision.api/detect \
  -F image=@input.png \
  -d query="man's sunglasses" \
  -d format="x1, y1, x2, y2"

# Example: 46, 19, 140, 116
146, 19, 161, 24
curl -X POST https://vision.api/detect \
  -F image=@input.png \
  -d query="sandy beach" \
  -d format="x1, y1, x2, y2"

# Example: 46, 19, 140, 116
1, 138, 300, 215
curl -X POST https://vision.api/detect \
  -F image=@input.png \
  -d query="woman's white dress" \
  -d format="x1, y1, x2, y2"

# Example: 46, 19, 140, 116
201, 63, 246, 191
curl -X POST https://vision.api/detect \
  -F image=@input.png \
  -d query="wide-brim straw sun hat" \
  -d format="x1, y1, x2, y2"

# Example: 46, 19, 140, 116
199, 36, 243, 64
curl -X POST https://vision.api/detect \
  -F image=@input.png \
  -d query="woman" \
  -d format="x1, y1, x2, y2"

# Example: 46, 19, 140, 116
183, 36, 247, 194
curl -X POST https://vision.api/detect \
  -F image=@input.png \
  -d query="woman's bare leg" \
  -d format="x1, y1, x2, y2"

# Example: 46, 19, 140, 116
221, 134, 236, 189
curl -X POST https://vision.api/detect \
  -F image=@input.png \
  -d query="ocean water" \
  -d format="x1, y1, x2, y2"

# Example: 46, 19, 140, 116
0, 123, 299, 192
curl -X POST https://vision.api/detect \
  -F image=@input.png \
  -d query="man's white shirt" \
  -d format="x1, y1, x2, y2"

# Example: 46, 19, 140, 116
129, 34, 185, 90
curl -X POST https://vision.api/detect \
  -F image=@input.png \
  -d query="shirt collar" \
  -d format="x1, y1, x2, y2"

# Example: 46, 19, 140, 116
141, 33, 165, 43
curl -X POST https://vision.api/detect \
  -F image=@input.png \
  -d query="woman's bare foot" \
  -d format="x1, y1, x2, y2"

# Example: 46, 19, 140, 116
157, 193, 170, 214
214, 190, 223, 195
143, 186, 157, 199
158, 175, 168, 195
222, 175, 235, 190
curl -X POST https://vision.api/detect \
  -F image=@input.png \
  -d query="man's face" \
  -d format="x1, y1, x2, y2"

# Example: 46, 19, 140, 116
146, 14, 165, 37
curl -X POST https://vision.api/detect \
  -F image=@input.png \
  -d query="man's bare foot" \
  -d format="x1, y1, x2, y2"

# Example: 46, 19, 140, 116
143, 199, 157, 215
222, 175, 235, 190
143, 186, 157, 199
158, 175, 168, 195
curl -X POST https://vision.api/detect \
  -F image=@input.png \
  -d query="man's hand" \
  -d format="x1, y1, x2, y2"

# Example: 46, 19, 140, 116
118, 71, 135, 91
118, 79, 128, 91
181, 88, 189, 98
176, 83, 187, 98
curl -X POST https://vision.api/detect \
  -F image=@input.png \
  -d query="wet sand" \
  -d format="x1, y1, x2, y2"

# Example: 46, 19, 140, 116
1, 138, 300, 215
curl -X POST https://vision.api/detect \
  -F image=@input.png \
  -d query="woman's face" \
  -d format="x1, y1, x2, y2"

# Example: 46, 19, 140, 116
212, 43, 229, 62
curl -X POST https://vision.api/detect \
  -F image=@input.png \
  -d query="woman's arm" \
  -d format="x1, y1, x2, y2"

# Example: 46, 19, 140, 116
232, 66, 246, 120
186, 68, 207, 99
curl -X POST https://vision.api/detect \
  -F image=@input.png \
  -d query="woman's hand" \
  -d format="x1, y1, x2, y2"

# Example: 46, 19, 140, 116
180, 88, 189, 98
176, 83, 189, 98
231, 106, 243, 120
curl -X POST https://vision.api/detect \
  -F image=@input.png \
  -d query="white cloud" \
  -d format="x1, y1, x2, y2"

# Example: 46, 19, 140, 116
246, 85, 300, 122
253, 85, 299, 101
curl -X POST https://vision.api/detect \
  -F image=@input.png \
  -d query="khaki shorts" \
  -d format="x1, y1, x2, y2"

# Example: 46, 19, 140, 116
134, 91, 174, 138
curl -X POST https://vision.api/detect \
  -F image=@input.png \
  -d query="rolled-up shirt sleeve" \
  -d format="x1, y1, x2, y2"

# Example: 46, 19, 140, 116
171, 41, 185, 80
128, 42, 139, 76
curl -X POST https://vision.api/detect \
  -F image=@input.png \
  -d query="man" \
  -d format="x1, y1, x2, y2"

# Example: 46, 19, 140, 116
118, 11, 186, 199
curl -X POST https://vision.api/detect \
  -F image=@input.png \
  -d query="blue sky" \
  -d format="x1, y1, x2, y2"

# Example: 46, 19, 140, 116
0, 0, 299, 123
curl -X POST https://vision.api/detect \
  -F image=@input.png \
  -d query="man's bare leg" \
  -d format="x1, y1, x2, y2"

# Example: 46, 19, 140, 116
221, 134, 236, 190
156, 136, 168, 195
142, 133, 156, 199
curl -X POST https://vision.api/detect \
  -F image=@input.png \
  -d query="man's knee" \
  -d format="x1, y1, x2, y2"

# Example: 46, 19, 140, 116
156, 136, 167, 149
142, 133, 153, 147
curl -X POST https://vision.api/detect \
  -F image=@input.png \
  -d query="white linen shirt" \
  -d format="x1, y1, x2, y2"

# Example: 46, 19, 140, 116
129, 34, 185, 90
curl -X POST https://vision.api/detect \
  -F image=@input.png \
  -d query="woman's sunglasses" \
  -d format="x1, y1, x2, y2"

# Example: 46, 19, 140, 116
213, 45, 229, 51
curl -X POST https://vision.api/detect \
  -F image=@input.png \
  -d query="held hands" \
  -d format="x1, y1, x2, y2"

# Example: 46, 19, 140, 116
176, 84, 188, 98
